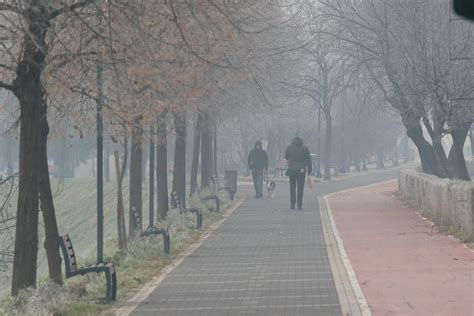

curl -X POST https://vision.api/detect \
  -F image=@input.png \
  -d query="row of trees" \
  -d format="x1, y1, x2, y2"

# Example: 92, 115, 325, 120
313, 0, 474, 180
216, 96, 402, 179
0, 0, 291, 296
249, 0, 473, 181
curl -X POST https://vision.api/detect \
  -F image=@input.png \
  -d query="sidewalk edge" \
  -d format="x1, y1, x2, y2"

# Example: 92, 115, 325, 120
326, 179, 397, 197
105, 197, 245, 316
319, 196, 372, 316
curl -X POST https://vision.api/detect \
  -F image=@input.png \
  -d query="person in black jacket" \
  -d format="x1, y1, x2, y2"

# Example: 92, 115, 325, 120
285, 137, 312, 210
248, 140, 268, 198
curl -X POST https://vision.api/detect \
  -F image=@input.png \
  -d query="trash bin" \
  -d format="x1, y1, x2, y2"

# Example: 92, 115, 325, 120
224, 170, 237, 200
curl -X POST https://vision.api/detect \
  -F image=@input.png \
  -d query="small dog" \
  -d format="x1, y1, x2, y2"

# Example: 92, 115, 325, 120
266, 179, 276, 198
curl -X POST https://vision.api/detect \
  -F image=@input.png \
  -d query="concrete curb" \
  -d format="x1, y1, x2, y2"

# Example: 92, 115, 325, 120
319, 196, 372, 316
104, 197, 245, 316
321, 181, 398, 316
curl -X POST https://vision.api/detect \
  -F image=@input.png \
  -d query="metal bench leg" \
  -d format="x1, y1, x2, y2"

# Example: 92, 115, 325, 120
111, 271, 117, 301
104, 270, 112, 303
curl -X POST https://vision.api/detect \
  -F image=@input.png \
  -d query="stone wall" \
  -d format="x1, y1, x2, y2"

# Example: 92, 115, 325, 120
398, 169, 474, 241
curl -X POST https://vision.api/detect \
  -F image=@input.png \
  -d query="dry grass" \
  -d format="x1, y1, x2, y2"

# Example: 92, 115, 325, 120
0, 177, 237, 315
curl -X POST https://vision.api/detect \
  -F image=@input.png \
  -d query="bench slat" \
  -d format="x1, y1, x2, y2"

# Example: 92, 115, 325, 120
61, 235, 77, 272
59, 234, 117, 303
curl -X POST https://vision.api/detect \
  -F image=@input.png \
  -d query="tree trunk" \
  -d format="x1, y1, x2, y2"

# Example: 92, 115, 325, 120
213, 115, 218, 178
201, 111, 212, 188
105, 142, 110, 183
338, 139, 346, 173
58, 136, 66, 184
11, 18, 49, 294
114, 147, 127, 252
210, 123, 214, 181
420, 116, 451, 178
190, 113, 201, 197
405, 135, 412, 162
376, 147, 385, 169
393, 142, 400, 167
406, 124, 446, 178
354, 119, 362, 172
12, 95, 41, 295
432, 140, 450, 178
156, 113, 169, 220
354, 136, 361, 172
96, 47, 104, 263
129, 119, 143, 237
447, 123, 471, 181
172, 110, 186, 207
354, 156, 361, 172
323, 114, 332, 180
141, 144, 147, 184
38, 102, 63, 286
149, 125, 155, 227
469, 125, 474, 159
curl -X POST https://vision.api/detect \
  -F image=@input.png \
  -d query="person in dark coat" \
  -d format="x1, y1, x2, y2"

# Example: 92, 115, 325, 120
248, 140, 268, 198
285, 137, 312, 210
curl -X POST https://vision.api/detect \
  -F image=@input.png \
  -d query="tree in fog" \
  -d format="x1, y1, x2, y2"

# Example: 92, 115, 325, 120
283, 4, 354, 179
0, 0, 104, 294
321, 0, 474, 180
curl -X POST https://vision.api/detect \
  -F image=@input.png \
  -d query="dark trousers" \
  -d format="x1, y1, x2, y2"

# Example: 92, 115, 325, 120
252, 169, 264, 196
289, 171, 305, 208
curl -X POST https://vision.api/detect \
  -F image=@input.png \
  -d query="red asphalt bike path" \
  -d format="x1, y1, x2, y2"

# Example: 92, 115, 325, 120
327, 181, 474, 316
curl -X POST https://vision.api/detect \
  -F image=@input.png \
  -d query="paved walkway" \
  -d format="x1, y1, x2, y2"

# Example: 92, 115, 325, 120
327, 181, 474, 316
130, 171, 398, 316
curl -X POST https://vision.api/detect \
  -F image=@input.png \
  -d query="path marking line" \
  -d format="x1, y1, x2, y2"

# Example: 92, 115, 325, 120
106, 197, 244, 316
320, 193, 373, 316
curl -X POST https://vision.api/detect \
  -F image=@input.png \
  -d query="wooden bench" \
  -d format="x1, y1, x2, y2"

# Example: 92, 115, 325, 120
171, 191, 202, 229
58, 234, 117, 303
131, 207, 170, 255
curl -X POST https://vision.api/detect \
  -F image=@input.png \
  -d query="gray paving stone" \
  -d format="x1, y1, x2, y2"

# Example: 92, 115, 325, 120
132, 170, 397, 316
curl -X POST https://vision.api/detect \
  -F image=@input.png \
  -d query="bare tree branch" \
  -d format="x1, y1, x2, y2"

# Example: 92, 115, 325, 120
49, 0, 95, 19
0, 3, 23, 15
0, 80, 13, 91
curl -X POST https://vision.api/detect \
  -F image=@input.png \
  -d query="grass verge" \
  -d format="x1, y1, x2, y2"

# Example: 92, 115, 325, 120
0, 191, 240, 316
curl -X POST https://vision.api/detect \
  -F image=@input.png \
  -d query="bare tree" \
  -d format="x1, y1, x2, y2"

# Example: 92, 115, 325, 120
0, 0, 99, 295
172, 109, 187, 205
113, 127, 128, 252
129, 117, 143, 236
321, 0, 474, 180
